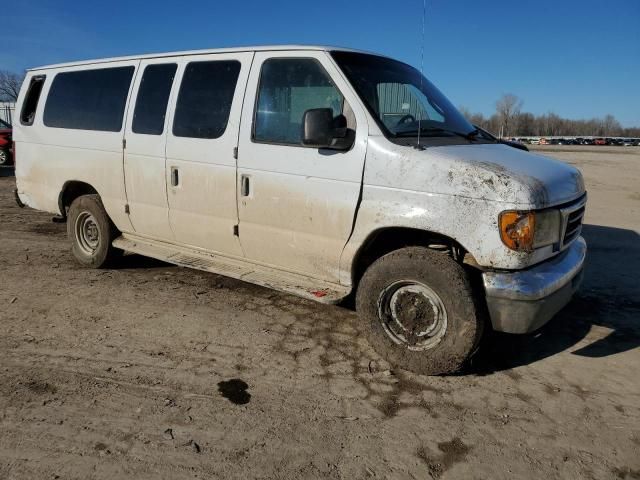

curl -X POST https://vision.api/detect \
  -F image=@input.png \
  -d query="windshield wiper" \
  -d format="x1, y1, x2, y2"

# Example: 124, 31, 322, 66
396, 127, 480, 140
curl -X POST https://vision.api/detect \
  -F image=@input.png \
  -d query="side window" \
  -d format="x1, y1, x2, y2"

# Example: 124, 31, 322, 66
377, 83, 444, 130
254, 58, 344, 145
20, 75, 46, 126
172, 60, 241, 139
132, 63, 177, 135
43, 66, 134, 132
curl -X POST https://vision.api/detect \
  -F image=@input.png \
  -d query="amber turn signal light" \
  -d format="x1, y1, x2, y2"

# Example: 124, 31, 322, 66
499, 211, 535, 252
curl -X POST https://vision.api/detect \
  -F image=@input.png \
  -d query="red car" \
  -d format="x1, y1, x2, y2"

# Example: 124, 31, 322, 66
0, 119, 12, 166
594, 138, 606, 145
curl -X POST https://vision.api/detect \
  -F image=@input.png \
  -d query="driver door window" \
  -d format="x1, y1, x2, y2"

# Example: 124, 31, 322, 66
253, 58, 345, 145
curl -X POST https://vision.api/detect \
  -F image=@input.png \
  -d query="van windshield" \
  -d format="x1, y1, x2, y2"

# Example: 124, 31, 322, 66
331, 51, 475, 142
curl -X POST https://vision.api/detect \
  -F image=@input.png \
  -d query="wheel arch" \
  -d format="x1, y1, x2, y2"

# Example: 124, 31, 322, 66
350, 226, 478, 289
58, 180, 100, 218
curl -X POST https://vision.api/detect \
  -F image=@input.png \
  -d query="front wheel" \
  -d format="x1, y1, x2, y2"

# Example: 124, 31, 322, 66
67, 194, 121, 268
356, 247, 484, 375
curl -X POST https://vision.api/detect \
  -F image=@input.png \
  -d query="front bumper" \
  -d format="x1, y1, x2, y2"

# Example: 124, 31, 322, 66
483, 237, 586, 333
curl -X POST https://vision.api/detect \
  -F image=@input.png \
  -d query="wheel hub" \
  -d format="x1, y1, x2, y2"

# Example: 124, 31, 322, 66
75, 211, 100, 255
377, 282, 447, 351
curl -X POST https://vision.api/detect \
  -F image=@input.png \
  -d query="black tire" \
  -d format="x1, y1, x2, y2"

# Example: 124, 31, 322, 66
67, 194, 121, 268
0, 148, 10, 166
356, 247, 484, 375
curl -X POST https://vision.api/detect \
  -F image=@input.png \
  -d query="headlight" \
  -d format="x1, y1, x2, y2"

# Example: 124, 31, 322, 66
499, 209, 561, 252
533, 209, 561, 248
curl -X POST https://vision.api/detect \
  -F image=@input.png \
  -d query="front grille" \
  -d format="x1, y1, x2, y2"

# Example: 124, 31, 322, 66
560, 195, 586, 249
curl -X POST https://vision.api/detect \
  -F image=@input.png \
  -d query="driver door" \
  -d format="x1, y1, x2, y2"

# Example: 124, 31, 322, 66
236, 51, 369, 282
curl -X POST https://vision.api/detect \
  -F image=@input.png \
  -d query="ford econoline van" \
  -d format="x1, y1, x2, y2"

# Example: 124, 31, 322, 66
13, 46, 586, 374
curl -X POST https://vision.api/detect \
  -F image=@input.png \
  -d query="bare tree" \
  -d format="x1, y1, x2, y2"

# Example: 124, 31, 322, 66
515, 112, 535, 136
0, 70, 24, 102
458, 105, 489, 131
495, 94, 523, 137
469, 112, 487, 129
601, 114, 622, 136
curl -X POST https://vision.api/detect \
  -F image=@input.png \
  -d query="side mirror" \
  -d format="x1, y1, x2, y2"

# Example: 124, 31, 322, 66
302, 108, 353, 150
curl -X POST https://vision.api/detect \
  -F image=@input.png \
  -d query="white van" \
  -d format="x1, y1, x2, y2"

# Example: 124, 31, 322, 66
14, 46, 586, 374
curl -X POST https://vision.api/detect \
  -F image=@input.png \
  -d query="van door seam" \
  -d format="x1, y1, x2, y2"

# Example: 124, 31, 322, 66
121, 59, 141, 226
163, 59, 183, 240
233, 52, 256, 257
341, 137, 368, 256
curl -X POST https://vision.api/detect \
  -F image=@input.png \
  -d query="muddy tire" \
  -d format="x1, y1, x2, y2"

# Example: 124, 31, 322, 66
67, 194, 120, 268
356, 247, 484, 375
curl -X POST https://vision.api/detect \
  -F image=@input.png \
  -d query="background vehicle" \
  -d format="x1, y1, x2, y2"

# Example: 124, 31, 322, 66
474, 126, 529, 151
0, 119, 12, 166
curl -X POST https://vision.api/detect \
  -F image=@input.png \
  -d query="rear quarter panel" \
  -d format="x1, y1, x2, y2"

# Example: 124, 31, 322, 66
14, 62, 138, 232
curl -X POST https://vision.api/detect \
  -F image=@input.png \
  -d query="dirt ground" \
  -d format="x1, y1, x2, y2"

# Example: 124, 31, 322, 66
1, 146, 639, 480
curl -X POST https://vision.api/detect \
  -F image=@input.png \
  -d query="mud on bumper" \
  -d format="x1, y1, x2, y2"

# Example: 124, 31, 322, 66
482, 237, 587, 334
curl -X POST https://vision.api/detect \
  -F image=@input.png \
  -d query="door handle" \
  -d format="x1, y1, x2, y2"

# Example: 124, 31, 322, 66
170, 167, 179, 187
241, 174, 250, 197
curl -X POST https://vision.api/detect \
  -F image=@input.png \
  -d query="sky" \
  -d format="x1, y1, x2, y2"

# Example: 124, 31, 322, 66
2, 0, 639, 127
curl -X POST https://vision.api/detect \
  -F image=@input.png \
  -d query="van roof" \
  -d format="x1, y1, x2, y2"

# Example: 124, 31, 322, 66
28, 45, 381, 71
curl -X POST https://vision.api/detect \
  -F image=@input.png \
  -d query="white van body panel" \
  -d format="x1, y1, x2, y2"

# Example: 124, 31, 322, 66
15, 60, 138, 233
362, 140, 584, 207
123, 58, 174, 241
164, 52, 253, 256
236, 51, 369, 283
28, 46, 378, 72
338, 136, 585, 280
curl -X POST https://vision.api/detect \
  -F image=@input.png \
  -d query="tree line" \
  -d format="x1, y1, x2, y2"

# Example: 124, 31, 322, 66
460, 94, 640, 138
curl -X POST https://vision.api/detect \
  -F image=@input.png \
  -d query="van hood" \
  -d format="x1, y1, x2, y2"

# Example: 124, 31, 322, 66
366, 139, 585, 208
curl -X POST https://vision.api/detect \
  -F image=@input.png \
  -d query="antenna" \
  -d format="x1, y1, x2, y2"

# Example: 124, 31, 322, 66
417, 0, 426, 148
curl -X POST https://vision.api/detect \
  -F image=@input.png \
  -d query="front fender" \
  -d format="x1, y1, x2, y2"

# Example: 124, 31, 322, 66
339, 185, 552, 286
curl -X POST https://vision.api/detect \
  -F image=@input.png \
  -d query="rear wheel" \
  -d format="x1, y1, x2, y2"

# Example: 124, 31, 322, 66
356, 247, 484, 375
67, 194, 120, 268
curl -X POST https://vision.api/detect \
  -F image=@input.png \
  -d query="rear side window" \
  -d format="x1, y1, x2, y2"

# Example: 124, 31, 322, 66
172, 60, 241, 139
44, 66, 135, 132
132, 63, 177, 135
253, 58, 344, 145
20, 75, 46, 126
